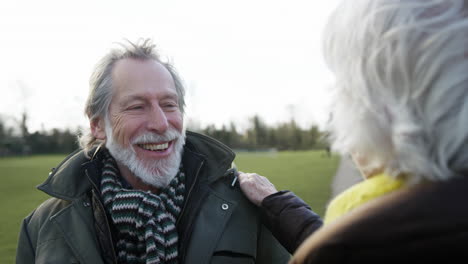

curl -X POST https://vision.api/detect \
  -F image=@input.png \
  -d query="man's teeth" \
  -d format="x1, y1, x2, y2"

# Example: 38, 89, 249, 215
139, 142, 169, 151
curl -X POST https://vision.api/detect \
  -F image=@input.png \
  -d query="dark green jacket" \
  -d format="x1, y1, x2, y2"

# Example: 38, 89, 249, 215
16, 131, 290, 264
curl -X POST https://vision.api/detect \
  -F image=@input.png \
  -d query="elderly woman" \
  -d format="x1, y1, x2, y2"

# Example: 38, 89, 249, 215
239, 0, 468, 262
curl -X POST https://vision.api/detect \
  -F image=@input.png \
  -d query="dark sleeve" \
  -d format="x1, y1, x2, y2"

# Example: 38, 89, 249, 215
260, 190, 323, 254
16, 215, 36, 264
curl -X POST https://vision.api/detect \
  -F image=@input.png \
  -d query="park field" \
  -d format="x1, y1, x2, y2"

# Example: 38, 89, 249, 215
0, 150, 339, 263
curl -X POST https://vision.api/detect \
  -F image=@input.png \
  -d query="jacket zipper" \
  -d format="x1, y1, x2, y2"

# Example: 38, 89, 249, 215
176, 160, 204, 226
85, 169, 118, 264
176, 159, 204, 263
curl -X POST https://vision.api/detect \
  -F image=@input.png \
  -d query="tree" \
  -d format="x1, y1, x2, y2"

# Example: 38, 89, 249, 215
20, 111, 29, 138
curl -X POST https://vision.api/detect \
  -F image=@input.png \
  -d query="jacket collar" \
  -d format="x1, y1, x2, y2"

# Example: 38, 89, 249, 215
37, 131, 236, 200
183, 131, 236, 184
37, 148, 94, 201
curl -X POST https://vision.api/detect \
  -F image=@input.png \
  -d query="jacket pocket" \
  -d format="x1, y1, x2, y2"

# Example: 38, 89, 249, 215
36, 237, 79, 264
210, 228, 257, 264
210, 252, 255, 264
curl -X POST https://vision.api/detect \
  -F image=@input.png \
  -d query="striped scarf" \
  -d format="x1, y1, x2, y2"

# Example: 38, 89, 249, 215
100, 150, 185, 264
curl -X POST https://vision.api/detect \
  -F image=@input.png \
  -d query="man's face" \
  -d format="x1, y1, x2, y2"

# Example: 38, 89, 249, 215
103, 58, 185, 187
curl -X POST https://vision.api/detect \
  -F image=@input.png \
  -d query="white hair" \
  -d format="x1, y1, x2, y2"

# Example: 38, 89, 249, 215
324, 0, 468, 183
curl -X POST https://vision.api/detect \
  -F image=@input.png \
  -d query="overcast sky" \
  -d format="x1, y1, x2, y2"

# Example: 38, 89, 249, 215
0, 0, 340, 133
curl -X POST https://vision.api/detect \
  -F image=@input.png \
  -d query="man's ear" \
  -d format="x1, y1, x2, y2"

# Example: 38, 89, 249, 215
90, 117, 106, 140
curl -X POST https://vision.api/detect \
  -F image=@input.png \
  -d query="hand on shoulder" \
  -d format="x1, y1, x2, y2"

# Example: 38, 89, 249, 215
238, 172, 278, 206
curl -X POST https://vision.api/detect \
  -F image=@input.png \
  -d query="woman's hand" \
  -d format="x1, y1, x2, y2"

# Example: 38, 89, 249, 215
238, 172, 278, 206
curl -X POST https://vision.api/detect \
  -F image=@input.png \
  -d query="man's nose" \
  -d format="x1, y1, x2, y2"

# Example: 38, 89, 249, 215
147, 106, 169, 133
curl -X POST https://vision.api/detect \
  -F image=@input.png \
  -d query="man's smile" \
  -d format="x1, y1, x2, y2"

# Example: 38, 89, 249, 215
137, 142, 170, 152
134, 140, 175, 158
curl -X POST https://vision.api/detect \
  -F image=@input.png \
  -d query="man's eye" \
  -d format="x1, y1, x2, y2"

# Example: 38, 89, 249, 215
162, 102, 178, 108
128, 105, 143, 110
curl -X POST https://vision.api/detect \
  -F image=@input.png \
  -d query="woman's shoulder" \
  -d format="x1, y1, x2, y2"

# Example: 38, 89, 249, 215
292, 176, 468, 263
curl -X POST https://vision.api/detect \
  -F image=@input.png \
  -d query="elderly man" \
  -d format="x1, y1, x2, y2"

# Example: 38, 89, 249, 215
16, 39, 289, 264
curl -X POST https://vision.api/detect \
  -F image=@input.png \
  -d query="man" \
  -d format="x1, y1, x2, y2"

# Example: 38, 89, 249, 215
16, 39, 289, 263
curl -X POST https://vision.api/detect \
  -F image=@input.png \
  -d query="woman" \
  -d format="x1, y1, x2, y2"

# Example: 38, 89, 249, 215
239, 0, 468, 262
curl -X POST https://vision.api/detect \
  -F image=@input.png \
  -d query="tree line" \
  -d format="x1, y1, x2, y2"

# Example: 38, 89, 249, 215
0, 113, 79, 156
197, 115, 329, 151
0, 114, 329, 156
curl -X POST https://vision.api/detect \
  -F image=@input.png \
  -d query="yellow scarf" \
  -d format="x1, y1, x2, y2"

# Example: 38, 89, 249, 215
324, 173, 405, 224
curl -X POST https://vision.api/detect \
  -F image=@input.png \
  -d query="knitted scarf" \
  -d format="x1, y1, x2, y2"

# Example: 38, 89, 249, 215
100, 150, 185, 264
324, 173, 404, 224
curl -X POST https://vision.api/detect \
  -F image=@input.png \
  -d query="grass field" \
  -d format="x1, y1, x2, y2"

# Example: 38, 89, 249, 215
1, 155, 65, 264
234, 150, 340, 217
0, 150, 339, 263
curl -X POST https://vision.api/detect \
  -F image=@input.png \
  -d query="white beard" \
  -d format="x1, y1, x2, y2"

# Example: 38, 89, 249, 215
104, 121, 185, 188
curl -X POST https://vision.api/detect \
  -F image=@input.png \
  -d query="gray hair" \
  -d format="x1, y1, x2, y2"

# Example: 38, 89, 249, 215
78, 39, 186, 154
324, 0, 468, 183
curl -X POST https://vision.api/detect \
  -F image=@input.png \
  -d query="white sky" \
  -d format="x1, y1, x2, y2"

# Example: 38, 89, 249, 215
0, 0, 339, 133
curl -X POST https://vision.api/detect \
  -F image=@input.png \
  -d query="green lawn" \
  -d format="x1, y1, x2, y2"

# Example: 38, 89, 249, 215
0, 155, 65, 264
234, 150, 340, 217
1, 151, 339, 263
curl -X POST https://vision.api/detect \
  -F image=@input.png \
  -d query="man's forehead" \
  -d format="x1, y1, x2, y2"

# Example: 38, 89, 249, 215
112, 58, 173, 81
119, 91, 178, 103
111, 58, 177, 96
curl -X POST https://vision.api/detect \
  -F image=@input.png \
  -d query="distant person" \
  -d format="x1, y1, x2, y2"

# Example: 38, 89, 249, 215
239, 0, 468, 262
16, 39, 289, 264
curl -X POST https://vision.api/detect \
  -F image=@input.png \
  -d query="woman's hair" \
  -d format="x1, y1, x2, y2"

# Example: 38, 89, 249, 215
324, 0, 468, 183
78, 39, 185, 154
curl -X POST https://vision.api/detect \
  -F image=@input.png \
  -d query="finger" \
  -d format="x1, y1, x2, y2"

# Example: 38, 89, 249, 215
238, 173, 251, 183
249, 173, 258, 177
